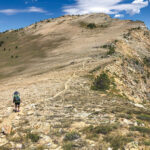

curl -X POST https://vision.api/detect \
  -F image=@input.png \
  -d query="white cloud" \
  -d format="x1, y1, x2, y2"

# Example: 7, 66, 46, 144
0, 7, 46, 15
114, 14, 124, 18
63, 0, 149, 17
28, 6, 45, 13
25, 0, 38, 4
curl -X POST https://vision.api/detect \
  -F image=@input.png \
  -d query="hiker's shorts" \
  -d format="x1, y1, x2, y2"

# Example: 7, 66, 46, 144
15, 103, 20, 106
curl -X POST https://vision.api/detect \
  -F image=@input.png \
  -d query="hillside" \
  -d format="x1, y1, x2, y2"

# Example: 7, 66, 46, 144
0, 13, 150, 149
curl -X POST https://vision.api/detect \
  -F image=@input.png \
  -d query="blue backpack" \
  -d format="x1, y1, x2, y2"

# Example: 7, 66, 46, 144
13, 92, 20, 103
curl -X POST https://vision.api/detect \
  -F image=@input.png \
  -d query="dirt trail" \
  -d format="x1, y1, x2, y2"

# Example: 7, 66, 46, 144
0, 70, 78, 135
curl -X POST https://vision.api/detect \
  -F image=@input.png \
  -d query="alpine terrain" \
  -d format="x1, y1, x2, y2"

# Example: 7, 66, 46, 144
0, 13, 150, 150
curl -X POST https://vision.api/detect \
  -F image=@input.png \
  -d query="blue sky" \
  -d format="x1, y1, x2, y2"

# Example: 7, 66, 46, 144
0, 0, 149, 32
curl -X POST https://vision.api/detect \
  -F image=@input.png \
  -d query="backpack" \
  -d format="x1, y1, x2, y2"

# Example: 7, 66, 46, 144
13, 92, 20, 103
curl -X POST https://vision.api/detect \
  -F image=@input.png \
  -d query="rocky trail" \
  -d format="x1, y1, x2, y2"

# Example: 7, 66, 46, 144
0, 65, 149, 149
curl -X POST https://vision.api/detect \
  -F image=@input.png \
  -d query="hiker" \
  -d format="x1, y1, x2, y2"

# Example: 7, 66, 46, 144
13, 91, 21, 112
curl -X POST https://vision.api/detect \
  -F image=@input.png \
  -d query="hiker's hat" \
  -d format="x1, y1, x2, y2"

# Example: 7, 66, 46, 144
14, 91, 19, 95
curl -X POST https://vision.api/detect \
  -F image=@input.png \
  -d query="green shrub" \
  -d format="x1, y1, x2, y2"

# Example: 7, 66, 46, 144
135, 59, 139, 65
107, 46, 115, 55
91, 72, 110, 91
36, 145, 46, 150
143, 57, 150, 67
63, 142, 74, 150
144, 140, 150, 146
26, 132, 40, 142
101, 44, 109, 49
0, 41, 4, 47
117, 113, 132, 119
87, 23, 96, 29
137, 114, 150, 122
104, 135, 133, 150
130, 126, 150, 134
64, 131, 80, 141
82, 124, 117, 140
101, 44, 115, 55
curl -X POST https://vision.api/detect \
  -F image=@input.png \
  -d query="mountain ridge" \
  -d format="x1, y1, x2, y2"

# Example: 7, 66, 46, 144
0, 13, 150, 149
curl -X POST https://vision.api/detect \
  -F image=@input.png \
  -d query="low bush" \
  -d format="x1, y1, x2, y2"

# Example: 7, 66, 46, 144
26, 132, 40, 142
63, 142, 74, 150
137, 114, 150, 122
91, 72, 110, 91
101, 44, 116, 55
144, 140, 150, 146
104, 135, 133, 150
143, 57, 150, 67
64, 131, 80, 141
0, 41, 4, 47
87, 23, 96, 29
107, 46, 115, 55
82, 124, 117, 140
130, 126, 150, 134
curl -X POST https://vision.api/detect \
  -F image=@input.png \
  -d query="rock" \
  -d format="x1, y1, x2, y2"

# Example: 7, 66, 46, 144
134, 122, 138, 126
38, 135, 52, 145
16, 143, 23, 149
12, 133, 20, 139
1, 124, 12, 135
0, 138, 8, 146
27, 111, 34, 115
33, 122, 50, 134
134, 103, 145, 108
121, 119, 133, 126
125, 141, 139, 150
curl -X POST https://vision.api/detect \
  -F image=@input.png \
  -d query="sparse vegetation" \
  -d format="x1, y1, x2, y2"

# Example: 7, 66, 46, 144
117, 113, 132, 119
123, 32, 131, 39
63, 142, 74, 150
0, 41, 4, 47
26, 132, 40, 142
137, 114, 150, 122
101, 44, 116, 55
79, 22, 97, 29
91, 72, 111, 91
144, 140, 150, 146
64, 131, 80, 141
143, 57, 150, 67
130, 126, 150, 134
104, 135, 133, 150
47, 20, 51, 22
36, 145, 46, 150
99, 24, 108, 28
82, 124, 118, 141
107, 46, 115, 55
87, 23, 96, 29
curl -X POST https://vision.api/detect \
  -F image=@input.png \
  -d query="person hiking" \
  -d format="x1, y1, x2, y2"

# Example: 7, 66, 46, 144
13, 91, 21, 112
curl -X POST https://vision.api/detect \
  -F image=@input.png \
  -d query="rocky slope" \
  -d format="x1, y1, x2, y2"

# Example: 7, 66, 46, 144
0, 13, 150, 149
